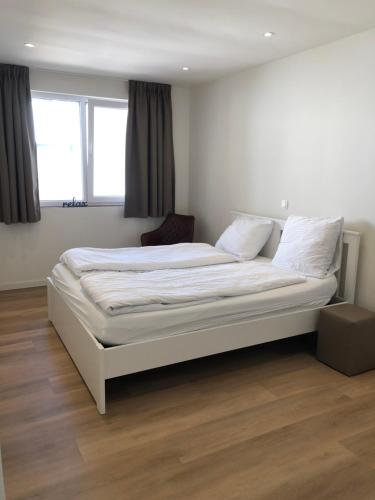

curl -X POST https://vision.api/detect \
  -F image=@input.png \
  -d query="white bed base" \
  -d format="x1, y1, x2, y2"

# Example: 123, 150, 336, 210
47, 212, 360, 414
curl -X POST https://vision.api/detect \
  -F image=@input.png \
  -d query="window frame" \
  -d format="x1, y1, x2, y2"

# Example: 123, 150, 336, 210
31, 91, 128, 207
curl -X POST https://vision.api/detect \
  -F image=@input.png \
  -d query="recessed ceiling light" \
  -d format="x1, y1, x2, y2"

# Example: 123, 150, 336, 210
263, 32, 275, 38
182, 66, 190, 71
24, 42, 35, 48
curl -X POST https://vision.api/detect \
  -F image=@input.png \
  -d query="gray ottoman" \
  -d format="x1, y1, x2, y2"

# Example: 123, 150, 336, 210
317, 304, 375, 376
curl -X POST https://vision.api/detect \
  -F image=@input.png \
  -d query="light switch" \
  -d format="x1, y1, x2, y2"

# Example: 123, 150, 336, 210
281, 200, 289, 209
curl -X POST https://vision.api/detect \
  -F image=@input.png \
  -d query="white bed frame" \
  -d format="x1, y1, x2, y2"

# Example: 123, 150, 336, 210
47, 212, 360, 414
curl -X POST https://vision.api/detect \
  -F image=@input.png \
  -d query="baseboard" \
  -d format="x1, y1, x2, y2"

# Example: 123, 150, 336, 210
0, 279, 46, 291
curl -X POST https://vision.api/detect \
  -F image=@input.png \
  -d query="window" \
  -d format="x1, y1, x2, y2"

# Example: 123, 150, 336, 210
32, 92, 127, 205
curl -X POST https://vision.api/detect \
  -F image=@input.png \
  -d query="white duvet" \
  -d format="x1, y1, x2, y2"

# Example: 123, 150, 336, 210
61, 243, 238, 277
80, 260, 306, 316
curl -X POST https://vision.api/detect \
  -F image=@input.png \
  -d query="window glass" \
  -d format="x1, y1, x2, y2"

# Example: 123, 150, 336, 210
92, 106, 127, 199
32, 98, 83, 201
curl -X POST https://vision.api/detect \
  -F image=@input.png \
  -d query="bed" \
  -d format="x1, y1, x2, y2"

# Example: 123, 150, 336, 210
47, 212, 360, 414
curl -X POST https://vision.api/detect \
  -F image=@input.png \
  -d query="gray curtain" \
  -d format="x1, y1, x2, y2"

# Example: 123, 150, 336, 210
0, 64, 40, 224
124, 80, 175, 218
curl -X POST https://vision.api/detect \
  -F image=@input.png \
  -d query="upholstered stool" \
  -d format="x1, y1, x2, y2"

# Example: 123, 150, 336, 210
317, 304, 375, 376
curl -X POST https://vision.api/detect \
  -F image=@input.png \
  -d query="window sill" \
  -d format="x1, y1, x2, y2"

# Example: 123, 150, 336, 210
40, 202, 125, 208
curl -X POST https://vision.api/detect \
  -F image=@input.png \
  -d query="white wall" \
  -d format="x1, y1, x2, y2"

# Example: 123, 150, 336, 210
0, 207, 158, 289
30, 68, 129, 99
0, 69, 190, 289
190, 28, 375, 310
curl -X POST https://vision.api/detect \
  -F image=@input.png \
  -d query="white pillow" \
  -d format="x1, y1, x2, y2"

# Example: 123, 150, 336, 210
272, 216, 343, 278
215, 217, 273, 260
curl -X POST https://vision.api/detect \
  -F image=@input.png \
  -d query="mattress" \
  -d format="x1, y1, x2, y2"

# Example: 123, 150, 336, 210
51, 257, 337, 346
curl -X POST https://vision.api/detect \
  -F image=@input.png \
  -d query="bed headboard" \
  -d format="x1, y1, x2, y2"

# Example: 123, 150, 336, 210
230, 211, 360, 304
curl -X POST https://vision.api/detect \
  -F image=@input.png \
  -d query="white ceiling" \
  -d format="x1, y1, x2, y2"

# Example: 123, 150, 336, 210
1, 0, 375, 85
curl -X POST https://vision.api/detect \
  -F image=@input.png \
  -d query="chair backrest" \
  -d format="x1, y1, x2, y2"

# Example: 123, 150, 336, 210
160, 214, 195, 244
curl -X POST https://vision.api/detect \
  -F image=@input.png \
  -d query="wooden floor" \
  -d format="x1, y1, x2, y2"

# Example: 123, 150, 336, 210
1, 288, 375, 499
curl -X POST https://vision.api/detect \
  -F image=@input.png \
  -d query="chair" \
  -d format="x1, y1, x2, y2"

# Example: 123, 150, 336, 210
141, 213, 195, 246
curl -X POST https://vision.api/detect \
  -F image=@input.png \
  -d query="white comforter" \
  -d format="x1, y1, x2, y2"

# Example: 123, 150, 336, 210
80, 260, 306, 316
61, 243, 237, 277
